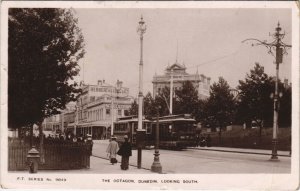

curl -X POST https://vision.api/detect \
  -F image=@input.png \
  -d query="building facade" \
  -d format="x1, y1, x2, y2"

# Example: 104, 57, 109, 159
66, 80, 134, 139
152, 62, 211, 100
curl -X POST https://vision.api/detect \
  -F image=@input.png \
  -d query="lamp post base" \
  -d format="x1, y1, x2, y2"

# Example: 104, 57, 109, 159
151, 150, 162, 173
270, 138, 279, 161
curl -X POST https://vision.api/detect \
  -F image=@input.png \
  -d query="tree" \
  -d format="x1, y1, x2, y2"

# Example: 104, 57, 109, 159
174, 81, 200, 117
143, 92, 156, 118
8, 8, 85, 161
205, 77, 235, 143
278, 85, 291, 127
128, 92, 156, 119
154, 87, 172, 116
128, 100, 138, 116
237, 63, 274, 137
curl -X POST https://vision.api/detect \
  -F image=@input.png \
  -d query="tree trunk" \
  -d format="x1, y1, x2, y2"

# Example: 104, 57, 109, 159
30, 124, 33, 148
38, 121, 45, 164
218, 127, 222, 145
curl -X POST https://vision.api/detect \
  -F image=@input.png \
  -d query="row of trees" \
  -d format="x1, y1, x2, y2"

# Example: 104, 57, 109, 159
129, 63, 291, 140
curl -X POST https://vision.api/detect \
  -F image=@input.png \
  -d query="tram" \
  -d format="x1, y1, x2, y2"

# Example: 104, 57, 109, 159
113, 114, 197, 150
113, 116, 152, 146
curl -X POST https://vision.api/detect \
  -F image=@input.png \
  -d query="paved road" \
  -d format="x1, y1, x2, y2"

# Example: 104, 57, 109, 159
92, 140, 291, 174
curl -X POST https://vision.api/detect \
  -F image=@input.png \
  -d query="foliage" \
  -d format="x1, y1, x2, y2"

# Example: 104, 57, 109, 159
128, 92, 156, 118
143, 92, 156, 118
278, 83, 292, 127
237, 63, 274, 131
205, 77, 235, 135
174, 81, 201, 117
128, 81, 203, 120
154, 87, 172, 116
128, 100, 138, 116
8, 8, 85, 129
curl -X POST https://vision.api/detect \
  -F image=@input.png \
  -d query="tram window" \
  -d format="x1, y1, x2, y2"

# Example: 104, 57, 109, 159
145, 123, 151, 134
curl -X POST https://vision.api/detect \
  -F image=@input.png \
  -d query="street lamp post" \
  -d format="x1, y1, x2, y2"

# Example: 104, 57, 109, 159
110, 84, 121, 137
151, 106, 162, 173
136, 16, 147, 169
242, 22, 291, 160
110, 87, 114, 136
170, 69, 173, 115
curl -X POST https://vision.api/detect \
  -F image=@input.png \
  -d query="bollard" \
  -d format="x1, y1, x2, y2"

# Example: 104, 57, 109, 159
27, 146, 40, 173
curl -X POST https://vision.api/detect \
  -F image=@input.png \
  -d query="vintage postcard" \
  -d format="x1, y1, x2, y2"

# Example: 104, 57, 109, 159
1, 1, 299, 190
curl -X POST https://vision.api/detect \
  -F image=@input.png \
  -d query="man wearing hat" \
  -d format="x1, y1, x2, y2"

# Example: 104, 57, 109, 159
106, 136, 119, 165
117, 135, 132, 170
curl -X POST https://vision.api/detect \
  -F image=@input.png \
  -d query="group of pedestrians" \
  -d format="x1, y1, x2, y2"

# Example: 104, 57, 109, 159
106, 135, 132, 170
195, 134, 211, 147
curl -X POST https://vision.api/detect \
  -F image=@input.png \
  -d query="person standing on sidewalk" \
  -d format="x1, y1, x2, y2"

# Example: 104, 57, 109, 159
106, 136, 119, 165
206, 134, 211, 147
117, 135, 132, 170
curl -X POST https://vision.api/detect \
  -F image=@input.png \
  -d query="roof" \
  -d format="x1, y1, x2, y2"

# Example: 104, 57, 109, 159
115, 119, 151, 123
166, 62, 186, 71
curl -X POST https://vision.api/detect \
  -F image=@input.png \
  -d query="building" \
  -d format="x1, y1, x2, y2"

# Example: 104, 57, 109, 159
41, 114, 61, 137
152, 61, 211, 99
66, 80, 134, 139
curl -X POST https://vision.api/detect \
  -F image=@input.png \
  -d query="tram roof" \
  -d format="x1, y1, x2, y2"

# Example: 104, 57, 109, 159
157, 118, 196, 123
157, 114, 194, 120
115, 118, 151, 123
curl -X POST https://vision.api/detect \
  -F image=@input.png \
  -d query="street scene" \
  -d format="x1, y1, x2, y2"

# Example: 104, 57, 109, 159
5, 5, 295, 179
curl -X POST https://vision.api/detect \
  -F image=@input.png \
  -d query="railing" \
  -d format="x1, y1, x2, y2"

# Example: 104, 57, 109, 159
8, 139, 92, 171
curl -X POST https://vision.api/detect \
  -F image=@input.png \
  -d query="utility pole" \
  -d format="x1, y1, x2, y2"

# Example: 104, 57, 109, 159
110, 87, 114, 136
136, 16, 147, 169
242, 22, 291, 160
170, 69, 173, 115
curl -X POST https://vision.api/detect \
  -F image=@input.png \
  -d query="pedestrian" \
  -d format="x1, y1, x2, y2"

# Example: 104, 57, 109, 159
206, 134, 211, 147
200, 134, 206, 147
106, 136, 119, 165
195, 135, 200, 147
117, 135, 132, 170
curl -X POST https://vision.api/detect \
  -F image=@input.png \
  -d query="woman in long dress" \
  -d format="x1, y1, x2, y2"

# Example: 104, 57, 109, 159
117, 135, 132, 170
106, 136, 119, 165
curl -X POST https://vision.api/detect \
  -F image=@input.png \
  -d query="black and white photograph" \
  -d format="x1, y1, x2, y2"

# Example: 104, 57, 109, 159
0, 1, 299, 190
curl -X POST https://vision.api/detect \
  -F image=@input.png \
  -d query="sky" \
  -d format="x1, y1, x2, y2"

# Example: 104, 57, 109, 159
74, 8, 292, 97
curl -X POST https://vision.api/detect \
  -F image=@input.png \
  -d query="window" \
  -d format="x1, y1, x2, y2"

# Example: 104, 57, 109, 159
90, 96, 95, 102
118, 110, 122, 116
106, 109, 110, 115
124, 110, 129, 116
145, 123, 152, 134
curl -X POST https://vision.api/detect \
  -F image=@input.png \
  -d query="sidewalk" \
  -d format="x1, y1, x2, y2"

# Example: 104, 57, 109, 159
10, 156, 152, 174
94, 140, 291, 157
189, 146, 291, 157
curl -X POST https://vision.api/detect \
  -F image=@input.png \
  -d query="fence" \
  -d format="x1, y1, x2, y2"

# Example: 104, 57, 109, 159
210, 135, 291, 151
8, 139, 92, 171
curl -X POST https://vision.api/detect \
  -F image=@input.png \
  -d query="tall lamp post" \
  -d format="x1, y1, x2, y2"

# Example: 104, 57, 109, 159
242, 22, 291, 160
110, 87, 115, 136
136, 16, 147, 169
151, 104, 162, 173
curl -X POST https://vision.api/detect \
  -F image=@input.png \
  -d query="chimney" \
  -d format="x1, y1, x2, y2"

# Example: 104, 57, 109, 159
97, 80, 102, 86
